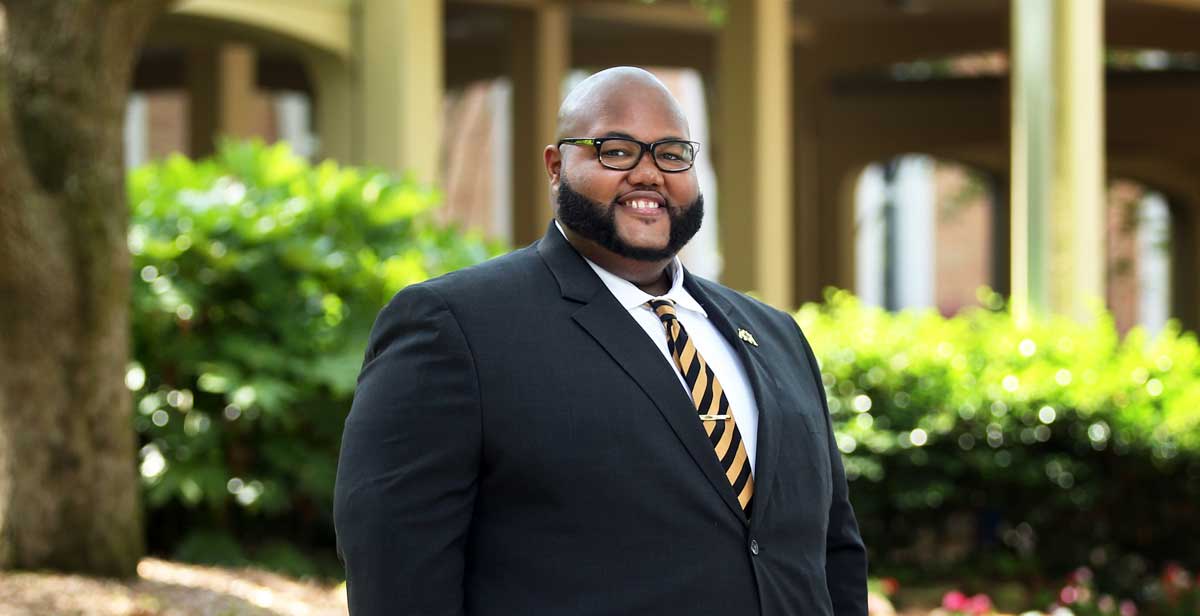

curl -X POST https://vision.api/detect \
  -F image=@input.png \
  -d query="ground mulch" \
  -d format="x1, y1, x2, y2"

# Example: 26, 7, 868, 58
0, 562, 994, 616
0, 558, 347, 616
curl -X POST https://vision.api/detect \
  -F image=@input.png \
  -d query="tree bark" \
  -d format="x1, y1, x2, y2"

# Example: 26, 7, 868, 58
0, 0, 171, 576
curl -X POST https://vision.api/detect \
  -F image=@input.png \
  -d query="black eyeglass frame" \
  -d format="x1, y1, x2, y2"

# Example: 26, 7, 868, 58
557, 137, 701, 173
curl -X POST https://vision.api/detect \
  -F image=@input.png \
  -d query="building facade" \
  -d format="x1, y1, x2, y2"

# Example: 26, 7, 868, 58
128, 0, 1200, 329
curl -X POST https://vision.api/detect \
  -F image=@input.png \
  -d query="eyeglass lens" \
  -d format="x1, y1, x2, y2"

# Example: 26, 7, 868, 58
597, 139, 696, 171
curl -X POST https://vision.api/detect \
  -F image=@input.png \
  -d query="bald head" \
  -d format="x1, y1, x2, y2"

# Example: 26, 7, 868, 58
556, 67, 690, 139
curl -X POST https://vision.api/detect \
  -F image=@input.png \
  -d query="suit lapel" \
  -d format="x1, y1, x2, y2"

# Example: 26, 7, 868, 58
684, 274, 784, 526
537, 224, 750, 523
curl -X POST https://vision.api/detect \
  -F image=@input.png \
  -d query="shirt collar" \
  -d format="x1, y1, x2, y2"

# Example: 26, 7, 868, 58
554, 220, 707, 317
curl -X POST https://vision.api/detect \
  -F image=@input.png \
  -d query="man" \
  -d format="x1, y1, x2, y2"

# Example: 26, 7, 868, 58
334, 67, 867, 615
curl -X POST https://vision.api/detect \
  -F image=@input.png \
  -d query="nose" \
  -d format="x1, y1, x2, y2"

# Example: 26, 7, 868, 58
626, 149, 663, 187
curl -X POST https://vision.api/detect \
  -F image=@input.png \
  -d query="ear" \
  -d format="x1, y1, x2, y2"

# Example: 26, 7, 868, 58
544, 144, 563, 189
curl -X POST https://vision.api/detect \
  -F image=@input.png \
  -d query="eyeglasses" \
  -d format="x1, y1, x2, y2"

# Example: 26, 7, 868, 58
558, 137, 700, 173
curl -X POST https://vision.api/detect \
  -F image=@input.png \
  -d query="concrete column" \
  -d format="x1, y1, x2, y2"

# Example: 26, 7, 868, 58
309, 53, 354, 163
1010, 0, 1105, 322
1050, 0, 1106, 321
716, 0, 793, 309
792, 50, 825, 305
509, 3, 568, 247
360, 0, 443, 184
187, 44, 259, 157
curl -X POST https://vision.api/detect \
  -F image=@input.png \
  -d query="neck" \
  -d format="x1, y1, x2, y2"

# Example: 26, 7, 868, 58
561, 226, 674, 296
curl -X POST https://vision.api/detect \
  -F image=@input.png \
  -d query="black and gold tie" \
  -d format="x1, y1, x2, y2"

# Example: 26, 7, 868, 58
648, 299, 754, 515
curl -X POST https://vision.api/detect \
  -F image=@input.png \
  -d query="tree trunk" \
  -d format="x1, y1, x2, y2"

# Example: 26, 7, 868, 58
0, 0, 170, 576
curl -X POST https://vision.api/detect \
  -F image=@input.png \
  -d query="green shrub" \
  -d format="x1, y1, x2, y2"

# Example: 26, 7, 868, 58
128, 141, 501, 572
799, 290, 1200, 588
171, 529, 248, 568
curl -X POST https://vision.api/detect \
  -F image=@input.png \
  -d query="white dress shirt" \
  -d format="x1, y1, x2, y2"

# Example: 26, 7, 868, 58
556, 223, 760, 474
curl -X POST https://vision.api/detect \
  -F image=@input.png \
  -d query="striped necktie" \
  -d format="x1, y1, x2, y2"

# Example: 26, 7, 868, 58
648, 299, 754, 516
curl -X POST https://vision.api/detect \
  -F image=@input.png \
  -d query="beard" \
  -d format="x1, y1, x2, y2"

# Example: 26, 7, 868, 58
555, 179, 704, 262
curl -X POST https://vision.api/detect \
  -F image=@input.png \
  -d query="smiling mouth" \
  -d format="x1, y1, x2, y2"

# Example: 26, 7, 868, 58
622, 198, 662, 210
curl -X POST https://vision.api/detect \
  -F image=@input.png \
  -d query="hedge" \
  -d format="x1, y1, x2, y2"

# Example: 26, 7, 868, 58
127, 141, 500, 576
802, 290, 1200, 592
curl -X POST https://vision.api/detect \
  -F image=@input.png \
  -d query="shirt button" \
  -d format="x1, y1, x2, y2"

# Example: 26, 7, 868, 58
750, 539, 760, 555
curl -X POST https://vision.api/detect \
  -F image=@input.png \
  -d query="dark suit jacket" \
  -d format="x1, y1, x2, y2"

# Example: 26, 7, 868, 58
334, 223, 868, 615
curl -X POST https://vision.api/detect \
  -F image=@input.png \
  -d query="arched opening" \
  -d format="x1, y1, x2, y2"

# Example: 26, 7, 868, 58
126, 12, 331, 169
1106, 179, 1174, 335
853, 154, 1000, 316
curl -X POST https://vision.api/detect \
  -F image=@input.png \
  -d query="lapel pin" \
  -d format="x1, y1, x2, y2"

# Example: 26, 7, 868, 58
738, 328, 759, 347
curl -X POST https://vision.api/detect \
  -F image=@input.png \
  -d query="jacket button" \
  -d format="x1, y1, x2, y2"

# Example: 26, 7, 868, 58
750, 539, 760, 555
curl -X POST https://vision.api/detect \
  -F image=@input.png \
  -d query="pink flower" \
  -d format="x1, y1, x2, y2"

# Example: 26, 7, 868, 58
941, 590, 993, 615
1070, 566, 1094, 585
1118, 599, 1138, 616
1163, 562, 1192, 589
1060, 585, 1080, 605
943, 590, 969, 611
966, 593, 993, 615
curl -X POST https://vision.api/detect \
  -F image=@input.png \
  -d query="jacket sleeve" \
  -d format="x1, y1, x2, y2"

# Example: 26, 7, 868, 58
793, 318, 869, 616
334, 283, 481, 616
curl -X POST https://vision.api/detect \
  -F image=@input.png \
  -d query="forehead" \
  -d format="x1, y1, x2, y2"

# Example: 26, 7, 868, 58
576, 92, 691, 141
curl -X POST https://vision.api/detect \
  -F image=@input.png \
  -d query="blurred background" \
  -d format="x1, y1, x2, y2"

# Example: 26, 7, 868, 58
3, 1, 1200, 615
127, 0, 1200, 331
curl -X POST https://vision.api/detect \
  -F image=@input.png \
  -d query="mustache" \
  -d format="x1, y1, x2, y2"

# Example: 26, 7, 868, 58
555, 179, 704, 262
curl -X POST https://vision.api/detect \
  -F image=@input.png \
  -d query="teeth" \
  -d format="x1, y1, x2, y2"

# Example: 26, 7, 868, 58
626, 199, 660, 209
